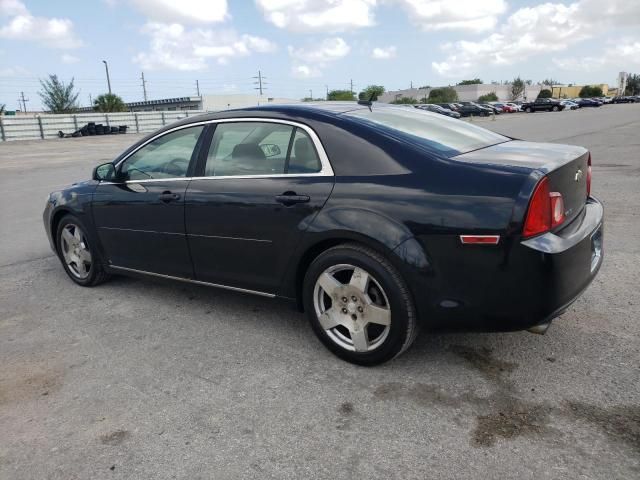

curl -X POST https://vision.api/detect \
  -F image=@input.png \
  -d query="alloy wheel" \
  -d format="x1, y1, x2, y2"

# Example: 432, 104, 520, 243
313, 264, 391, 352
60, 224, 92, 279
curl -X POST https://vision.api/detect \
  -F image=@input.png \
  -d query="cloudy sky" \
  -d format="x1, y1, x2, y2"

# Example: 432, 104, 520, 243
1, 0, 638, 109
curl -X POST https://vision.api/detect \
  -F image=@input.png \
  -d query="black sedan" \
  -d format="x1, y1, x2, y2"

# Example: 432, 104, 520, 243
43, 103, 603, 365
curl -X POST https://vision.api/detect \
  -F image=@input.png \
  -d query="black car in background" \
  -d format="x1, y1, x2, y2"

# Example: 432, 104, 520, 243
521, 98, 565, 112
415, 103, 461, 118
575, 98, 602, 107
456, 103, 493, 117
43, 103, 603, 365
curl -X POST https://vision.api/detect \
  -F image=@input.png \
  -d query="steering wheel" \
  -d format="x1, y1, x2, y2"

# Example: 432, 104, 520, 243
164, 157, 188, 176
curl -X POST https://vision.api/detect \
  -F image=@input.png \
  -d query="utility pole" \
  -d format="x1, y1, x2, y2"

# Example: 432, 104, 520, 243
309, 89, 313, 100
410, 80, 413, 89
325, 85, 329, 100
102, 60, 112, 95
89, 94, 93, 106
140, 72, 148, 101
253, 70, 266, 96
350, 79, 354, 95
18, 92, 28, 112
196, 79, 200, 96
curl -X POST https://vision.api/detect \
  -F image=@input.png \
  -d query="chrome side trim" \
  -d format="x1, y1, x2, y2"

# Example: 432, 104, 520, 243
187, 233, 272, 243
109, 117, 334, 184
100, 226, 184, 236
109, 265, 276, 298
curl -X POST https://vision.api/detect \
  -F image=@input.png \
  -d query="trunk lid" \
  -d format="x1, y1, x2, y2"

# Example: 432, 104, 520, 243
453, 140, 590, 226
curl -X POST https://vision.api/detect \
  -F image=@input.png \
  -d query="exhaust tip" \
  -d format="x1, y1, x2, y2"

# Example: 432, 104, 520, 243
527, 322, 551, 335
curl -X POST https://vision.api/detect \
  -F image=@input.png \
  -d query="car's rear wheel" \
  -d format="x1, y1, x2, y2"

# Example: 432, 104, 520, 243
552, 105, 559, 112
303, 243, 418, 365
56, 215, 109, 287
524, 107, 531, 113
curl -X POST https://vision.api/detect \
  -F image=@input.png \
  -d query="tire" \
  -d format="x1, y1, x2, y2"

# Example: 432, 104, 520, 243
552, 105, 559, 112
55, 214, 110, 287
525, 107, 531, 113
303, 243, 418, 365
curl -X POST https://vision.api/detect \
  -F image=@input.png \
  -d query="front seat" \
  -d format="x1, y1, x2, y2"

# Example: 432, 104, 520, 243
289, 136, 320, 173
229, 143, 267, 175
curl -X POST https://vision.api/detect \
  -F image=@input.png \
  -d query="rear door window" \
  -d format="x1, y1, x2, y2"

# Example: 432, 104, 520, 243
345, 107, 509, 156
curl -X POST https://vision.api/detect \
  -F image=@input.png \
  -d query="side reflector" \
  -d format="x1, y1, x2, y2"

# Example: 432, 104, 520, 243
460, 235, 500, 245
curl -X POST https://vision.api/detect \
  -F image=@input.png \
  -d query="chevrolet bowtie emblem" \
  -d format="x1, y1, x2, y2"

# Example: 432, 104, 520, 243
575, 169, 584, 182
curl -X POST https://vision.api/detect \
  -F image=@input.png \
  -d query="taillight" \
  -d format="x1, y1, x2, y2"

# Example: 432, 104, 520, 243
549, 192, 565, 227
586, 153, 592, 196
523, 177, 566, 238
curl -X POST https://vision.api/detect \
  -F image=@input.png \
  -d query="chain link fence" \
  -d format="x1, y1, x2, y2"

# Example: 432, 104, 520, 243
0, 111, 210, 142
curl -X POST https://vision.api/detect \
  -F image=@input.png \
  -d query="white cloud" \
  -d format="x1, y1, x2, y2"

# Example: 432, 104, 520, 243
134, 22, 277, 71
291, 64, 322, 78
431, 0, 640, 77
61, 53, 79, 64
288, 37, 350, 63
131, 0, 229, 24
395, 0, 507, 32
0, 0, 82, 48
256, 0, 376, 32
0, 65, 28, 76
288, 37, 349, 78
371, 46, 396, 59
553, 37, 640, 72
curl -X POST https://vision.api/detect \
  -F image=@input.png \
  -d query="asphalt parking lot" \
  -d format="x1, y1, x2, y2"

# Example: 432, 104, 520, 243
1, 105, 639, 479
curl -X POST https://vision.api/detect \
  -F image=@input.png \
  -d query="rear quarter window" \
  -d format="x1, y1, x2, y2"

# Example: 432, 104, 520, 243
344, 107, 509, 157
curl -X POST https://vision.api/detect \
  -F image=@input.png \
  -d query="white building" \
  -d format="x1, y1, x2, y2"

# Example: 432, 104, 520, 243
379, 84, 542, 103
200, 94, 301, 111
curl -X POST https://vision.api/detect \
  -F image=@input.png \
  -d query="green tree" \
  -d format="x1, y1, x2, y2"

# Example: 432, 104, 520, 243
457, 78, 482, 85
537, 89, 553, 99
327, 89, 355, 101
510, 77, 525, 101
478, 92, 498, 102
38, 74, 79, 113
358, 85, 385, 101
624, 74, 639, 95
541, 78, 559, 86
93, 93, 127, 112
427, 87, 458, 104
390, 96, 418, 104
579, 85, 603, 98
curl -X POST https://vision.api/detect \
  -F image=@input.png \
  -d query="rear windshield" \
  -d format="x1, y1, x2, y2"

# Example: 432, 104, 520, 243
344, 107, 509, 157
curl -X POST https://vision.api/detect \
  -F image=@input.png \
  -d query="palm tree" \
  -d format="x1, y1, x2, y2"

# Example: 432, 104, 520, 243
39, 74, 79, 113
94, 93, 127, 112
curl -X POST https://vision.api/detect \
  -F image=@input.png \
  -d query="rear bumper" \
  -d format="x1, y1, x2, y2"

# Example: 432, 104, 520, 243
412, 197, 604, 332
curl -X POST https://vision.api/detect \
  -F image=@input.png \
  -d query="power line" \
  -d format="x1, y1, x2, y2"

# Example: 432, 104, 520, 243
140, 72, 148, 101
253, 70, 267, 96
18, 91, 29, 112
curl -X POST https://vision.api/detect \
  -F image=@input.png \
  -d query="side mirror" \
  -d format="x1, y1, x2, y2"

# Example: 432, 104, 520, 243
92, 162, 117, 182
260, 143, 281, 157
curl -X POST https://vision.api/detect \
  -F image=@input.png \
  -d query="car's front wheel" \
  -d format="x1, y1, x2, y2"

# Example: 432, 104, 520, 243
56, 215, 109, 287
552, 105, 559, 112
303, 243, 418, 365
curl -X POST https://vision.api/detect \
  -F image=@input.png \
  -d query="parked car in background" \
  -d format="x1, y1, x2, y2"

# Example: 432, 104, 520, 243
435, 103, 460, 112
576, 98, 602, 108
611, 96, 635, 103
505, 102, 522, 112
560, 100, 579, 110
415, 104, 461, 118
521, 98, 565, 112
479, 103, 502, 114
457, 104, 493, 117
492, 103, 516, 113
43, 102, 603, 365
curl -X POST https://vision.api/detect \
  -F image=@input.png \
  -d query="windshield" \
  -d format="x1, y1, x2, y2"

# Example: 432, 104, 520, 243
344, 107, 509, 157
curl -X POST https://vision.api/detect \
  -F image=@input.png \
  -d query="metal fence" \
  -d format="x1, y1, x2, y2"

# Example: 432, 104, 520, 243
0, 111, 210, 142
